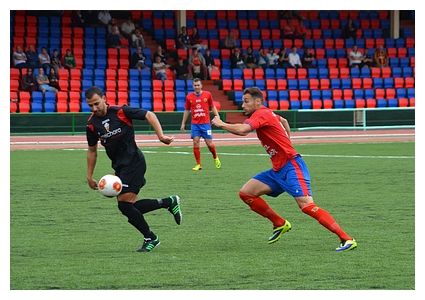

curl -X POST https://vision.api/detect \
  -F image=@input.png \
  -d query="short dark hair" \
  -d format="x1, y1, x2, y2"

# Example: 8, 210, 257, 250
85, 86, 104, 100
193, 78, 202, 83
243, 87, 264, 101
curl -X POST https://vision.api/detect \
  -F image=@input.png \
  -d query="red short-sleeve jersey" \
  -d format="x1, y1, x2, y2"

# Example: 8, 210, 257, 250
185, 91, 214, 124
244, 106, 298, 170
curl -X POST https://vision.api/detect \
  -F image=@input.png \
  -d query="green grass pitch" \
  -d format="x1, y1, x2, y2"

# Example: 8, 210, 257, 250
10, 142, 414, 290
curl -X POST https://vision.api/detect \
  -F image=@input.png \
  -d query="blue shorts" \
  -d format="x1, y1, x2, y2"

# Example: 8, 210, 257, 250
253, 155, 312, 198
191, 123, 213, 139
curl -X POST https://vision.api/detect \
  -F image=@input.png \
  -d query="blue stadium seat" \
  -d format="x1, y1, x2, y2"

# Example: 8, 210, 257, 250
290, 100, 300, 110
234, 91, 244, 105
82, 79, 93, 90
341, 79, 351, 89
407, 48, 415, 57
278, 91, 289, 100
217, 19, 227, 29
345, 38, 355, 49
272, 39, 282, 49
402, 67, 413, 77
94, 69, 105, 80
332, 29, 343, 38
385, 38, 395, 48
129, 79, 140, 91
96, 58, 107, 69
301, 100, 312, 109
388, 99, 398, 107
31, 101, 43, 113
333, 100, 344, 109
93, 79, 105, 90
304, 39, 314, 49
396, 88, 407, 98
354, 89, 364, 99
287, 79, 298, 90
232, 68, 243, 79
308, 68, 318, 78
84, 58, 95, 69
44, 102, 56, 112
299, 79, 309, 90
373, 78, 383, 88
389, 58, 400, 67
311, 90, 321, 100
265, 69, 276, 79
186, 80, 194, 92
140, 80, 151, 91
376, 99, 387, 107
262, 39, 272, 49
221, 69, 231, 80
314, 39, 324, 49
129, 69, 140, 80
251, 30, 260, 39
175, 80, 186, 91
399, 58, 410, 68
259, 20, 269, 29
267, 90, 278, 101
344, 99, 355, 108
228, 20, 237, 29
360, 67, 371, 78
321, 90, 332, 100
318, 68, 329, 79
384, 78, 394, 88
331, 79, 341, 89
276, 68, 286, 79
140, 69, 151, 80
395, 38, 405, 48
255, 79, 265, 90
364, 89, 375, 99
407, 88, 415, 98
240, 30, 250, 39
316, 59, 327, 68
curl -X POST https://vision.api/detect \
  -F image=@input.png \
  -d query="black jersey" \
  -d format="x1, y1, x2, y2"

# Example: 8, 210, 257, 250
86, 105, 148, 171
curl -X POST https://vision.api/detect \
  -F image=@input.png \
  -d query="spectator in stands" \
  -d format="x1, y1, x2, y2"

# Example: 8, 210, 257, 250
25, 45, 39, 69
266, 48, 279, 69
174, 58, 190, 80
121, 16, 136, 40
20, 68, 37, 92
244, 47, 257, 69
374, 45, 389, 67
177, 26, 191, 50
230, 48, 246, 69
98, 10, 112, 26
50, 49, 62, 75
38, 47, 51, 74
48, 67, 60, 91
257, 48, 268, 69
71, 10, 86, 27
190, 27, 207, 50
63, 49, 76, 70
107, 24, 122, 48
13, 46, 27, 69
277, 47, 289, 68
152, 55, 168, 81
348, 45, 364, 68
294, 20, 307, 39
288, 47, 302, 68
204, 49, 218, 79
302, 48, 316, 68
283, 23, 295, 40
153, 45, 167, 64
223, 31, 237, 50
362, 49, 374, 68
36, 67, 57, 93
343, 18, 357, 39
130, 46, 147, 71
131, 28, 146, 49
188, 47, 207, 80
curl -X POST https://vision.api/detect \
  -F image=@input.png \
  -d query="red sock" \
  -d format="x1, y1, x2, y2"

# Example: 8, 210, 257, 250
302, 203, 352, 241
239, 192, 285, 227
193, 147, 201, 164
207, 144, 217, 159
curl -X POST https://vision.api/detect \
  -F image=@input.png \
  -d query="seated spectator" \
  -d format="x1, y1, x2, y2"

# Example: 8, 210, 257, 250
277, 47, 289, 68
302, 48, 316, 68
48, 67, 60, 90
266, 48, 279, 69
38, 47, 51, 74
188, 47, 207, 80
20, 68, 37, 92
131, 28, 145, 49
374, 45, 389, 67
13, 46, 27, 68
120, 16, 136, 40
107, 25, 122, 48
63, 49, 76, 70
294, 20, 307, 39
230, 48, 246, 69
97, 10, 112, 26
244, 47, 257, 69
283, 23, 295, 39
152, 56, 168, 81
177, 26, 191, 49
257, 48, 268, 69
25, 45, 39, 69
204, 49, 218, 79
288, 47, 302, 68
50, 49, 62, 74
343, 18, 357, 39
348, 45, 364, 68
190, 27, 207, 50
223, 31, 237, 50
153, 45, 167, 64
130, 46, 147, 70
362, 49, 374, 68
174, 58, 190, 80
36, 67, 57, 92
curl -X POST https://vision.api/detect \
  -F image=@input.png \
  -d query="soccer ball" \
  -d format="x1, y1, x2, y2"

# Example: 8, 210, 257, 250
98, 174, 122, 197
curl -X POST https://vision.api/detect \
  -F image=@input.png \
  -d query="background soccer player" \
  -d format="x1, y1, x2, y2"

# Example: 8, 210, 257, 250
180, 78, 221, 171
211, 87, 357, 252
85, 86, 182, 253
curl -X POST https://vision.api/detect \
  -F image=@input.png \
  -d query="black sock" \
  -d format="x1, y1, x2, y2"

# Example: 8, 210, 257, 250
118, 201, 152, 237
134, 197, 172, 214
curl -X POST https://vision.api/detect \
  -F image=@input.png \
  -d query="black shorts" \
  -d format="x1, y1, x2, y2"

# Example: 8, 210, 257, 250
115, 156, 147, 195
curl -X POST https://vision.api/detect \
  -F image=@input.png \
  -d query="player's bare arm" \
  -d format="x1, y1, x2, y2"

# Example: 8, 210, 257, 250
212, 116, 252, 136
211, 104, 220, 119
280, 117, 291, 138
180, 110, 190, 131
86, 144, 98, 189
145, 111, 174, 145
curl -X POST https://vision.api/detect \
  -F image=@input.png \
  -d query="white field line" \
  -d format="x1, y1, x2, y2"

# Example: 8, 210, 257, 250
10, 132, 415, 145
62, 149, 414, 159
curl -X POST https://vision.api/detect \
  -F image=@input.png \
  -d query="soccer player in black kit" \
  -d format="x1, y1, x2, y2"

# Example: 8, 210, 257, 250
85, 86, 182, 252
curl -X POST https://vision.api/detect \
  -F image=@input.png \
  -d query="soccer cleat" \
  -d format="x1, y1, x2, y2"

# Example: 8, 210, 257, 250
167, 195, 182, 225
268, 220, 292, 244
214, 157, 221, 169
137, 236, 160, 252
335, 239, 357, 252
192, 164, 202, 171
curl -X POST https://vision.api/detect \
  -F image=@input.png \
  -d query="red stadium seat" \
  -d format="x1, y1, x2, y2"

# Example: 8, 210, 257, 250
329, 68, 339, 79
70, 68, 81, 81
355, 99, 366, 108
117, 92, 128, 106
10, 79, 19, 91
117, 80, 128, 92
312, 100, 322, 109
117, 69, 128, 81
289, 90, 299, 100
362, 78, 373, 89
58, 79, 68, 91
153, 92, 163, 111
381, 67, 391, 78
106, 80, 116, 91
58, 69, 69, 81
279, 100, 289, 110
405, 77, 414, 88
327, 58, 337, 68
266, 79, 276, 90
233, 79, 243, 91
323, 99, 333, 109
267, 100, 278, 110
108, 58, 118, 69
375, 89, 385, 99
243, 68, 253, 79
210, 68, 220, 80
309, 79, 319, 90
69, 80, 81, 91
286, 68, 296, 79
164, 91, 175, 111
106, 91, 117, 105
351, 78, 362, 89
320, 79, 330, 89
297, 68, 307, 79
398, 98, 409, 107
409, 98, 415, 107
366, 99, 377, 108
276, 79, 287, 90
222, 79, 232, 91
108, 48, 118, 59
164, 80, 174, 91
343, 89, 353, 100
385, 88, 396, 99
339, 68, 350, 79
332, 89, 343, 100
394, 78, 404, 89
337, 58, 348, 68
254, 68, 264, 79
371, 67, 381, 78
152, 80, 163, 91
10, 68, 20, 80
300, 90, 310, 100
106, 69, 117, 80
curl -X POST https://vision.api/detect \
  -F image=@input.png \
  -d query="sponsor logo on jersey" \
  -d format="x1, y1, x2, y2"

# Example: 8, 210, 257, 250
100, 127, 122, 139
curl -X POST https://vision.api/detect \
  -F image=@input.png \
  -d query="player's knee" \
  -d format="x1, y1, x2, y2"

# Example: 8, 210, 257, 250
239, 191, 254, 205
118, 201, 133, 217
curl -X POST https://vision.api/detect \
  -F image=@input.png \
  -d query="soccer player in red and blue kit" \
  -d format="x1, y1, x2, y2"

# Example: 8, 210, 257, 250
85, 86, 182, 253
212, 87, 357, 252
180, 78, 221, 171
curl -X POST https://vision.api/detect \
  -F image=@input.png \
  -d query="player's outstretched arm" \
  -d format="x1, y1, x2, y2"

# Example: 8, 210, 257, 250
87, 144, 98, 190
145, 111, 174, 145
211, 116, 252, 136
